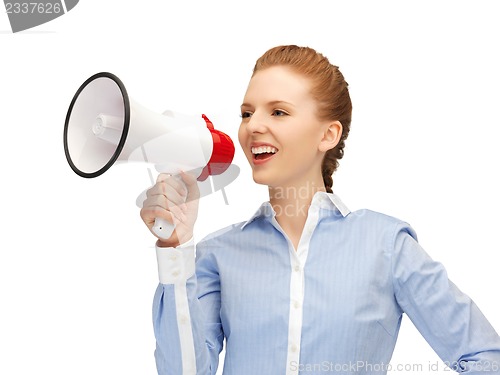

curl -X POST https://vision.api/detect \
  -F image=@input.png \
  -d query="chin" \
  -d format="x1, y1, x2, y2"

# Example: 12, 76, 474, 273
251, 174, 270, 186
251, 170, 277, 187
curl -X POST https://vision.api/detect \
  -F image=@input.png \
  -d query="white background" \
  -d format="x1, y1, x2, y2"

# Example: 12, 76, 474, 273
1, 1, 499, 374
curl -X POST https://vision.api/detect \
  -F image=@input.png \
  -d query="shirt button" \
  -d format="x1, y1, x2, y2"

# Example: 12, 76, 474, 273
294, 265, 300, 272
172, 269, 180, 277
293, 301, 301, 309
291, 344, 298, 352
169, 254, 178, 261
179, 315, 188, 324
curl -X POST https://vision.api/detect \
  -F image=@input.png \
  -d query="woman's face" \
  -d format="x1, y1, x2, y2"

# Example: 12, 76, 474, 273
238, 65, 334, 189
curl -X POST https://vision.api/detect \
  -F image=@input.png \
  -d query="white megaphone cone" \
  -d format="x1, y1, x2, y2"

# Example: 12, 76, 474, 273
64, 72, 235, 239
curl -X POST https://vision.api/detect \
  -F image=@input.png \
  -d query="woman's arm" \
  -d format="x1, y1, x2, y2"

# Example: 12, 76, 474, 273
152, 239, 223, 375
141, 173, 224, 374
392, 223, 500, 374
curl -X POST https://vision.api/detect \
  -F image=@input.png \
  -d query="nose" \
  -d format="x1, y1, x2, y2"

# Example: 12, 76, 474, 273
245, 111, 267, 134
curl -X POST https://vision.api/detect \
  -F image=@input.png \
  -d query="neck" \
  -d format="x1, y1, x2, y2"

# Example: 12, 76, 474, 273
269, 183, 326, 212
268, 179, 327, 248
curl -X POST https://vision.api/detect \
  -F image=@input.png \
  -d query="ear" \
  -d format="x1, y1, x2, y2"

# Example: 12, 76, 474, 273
318, 120, 343, 152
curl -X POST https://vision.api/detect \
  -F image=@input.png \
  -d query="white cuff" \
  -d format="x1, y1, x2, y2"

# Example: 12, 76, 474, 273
155, 238, 195, 284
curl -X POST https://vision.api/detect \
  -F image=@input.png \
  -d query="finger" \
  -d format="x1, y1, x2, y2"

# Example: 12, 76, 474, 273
168, 203, 187, 223
156, 173, 171, 183
143, 195, 187, 218
159, 174, 187, 197
140, 203, 174, 226
146, 196, 185, 225
147, 180, 187, 206
142, 193, 168, 209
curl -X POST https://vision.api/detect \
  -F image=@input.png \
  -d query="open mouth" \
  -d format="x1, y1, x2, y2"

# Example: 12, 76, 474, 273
252, 146, 278, 161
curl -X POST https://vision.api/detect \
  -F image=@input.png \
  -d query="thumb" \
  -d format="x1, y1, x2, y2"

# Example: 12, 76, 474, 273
180, 170, 200, 201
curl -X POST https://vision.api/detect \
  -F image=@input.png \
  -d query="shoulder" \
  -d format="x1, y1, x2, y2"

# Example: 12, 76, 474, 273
196, 221, 246, 250
345, 208, 418, 242
327, 193, 410, 231
346, 207, 404, 226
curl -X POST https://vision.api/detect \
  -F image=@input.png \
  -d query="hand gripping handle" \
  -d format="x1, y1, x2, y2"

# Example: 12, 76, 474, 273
152, 174, 186, 240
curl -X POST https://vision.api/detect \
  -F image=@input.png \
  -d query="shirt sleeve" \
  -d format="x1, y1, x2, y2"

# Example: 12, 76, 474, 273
152, 238, 224, 375
391, 223, 500, 374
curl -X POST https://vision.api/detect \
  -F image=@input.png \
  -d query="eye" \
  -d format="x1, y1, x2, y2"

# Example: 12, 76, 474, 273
272, 109, 289, 117
240, 111, 252, 119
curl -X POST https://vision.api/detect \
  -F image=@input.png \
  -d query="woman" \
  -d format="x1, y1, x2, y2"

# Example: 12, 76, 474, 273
140, 45, 500, 374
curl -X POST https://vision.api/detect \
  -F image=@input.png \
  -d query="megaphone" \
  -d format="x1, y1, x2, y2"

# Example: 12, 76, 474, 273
64, 72, 235, 239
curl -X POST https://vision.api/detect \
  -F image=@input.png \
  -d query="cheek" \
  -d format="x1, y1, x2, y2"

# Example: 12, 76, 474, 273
283, 130, 320, 161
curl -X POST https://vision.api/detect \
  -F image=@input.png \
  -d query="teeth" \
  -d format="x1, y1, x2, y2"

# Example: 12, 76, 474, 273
251, 146, 278, 155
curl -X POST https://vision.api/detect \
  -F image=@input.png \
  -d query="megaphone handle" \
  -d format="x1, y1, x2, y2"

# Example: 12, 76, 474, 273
151, 174, 186, 240
152, 217, 175, 239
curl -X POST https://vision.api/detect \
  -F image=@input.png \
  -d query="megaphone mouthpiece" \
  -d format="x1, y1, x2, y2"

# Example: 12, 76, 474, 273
198, 114, 235, 181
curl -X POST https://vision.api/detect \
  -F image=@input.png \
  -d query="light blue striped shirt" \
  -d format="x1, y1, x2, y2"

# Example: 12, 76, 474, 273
152, 192, 500, 374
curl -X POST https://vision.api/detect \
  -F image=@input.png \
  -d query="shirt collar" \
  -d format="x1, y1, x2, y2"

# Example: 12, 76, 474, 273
241, 191, 350, 230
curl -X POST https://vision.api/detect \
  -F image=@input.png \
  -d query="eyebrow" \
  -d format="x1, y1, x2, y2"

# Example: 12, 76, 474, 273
240, 100, 295, 109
